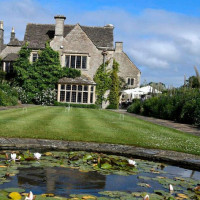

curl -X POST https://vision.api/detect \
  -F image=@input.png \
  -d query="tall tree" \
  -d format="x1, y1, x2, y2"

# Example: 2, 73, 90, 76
108, 59, 120, 109
94, 61, 111, 106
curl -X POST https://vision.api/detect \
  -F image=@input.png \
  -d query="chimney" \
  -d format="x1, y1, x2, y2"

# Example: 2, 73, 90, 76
10, 27, 15, 41
54, 15, 66, 37
0, 21, 4, 52
115, 42, 123, 53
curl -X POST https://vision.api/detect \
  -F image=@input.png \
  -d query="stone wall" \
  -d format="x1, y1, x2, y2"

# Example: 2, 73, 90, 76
114, 52, 140, 88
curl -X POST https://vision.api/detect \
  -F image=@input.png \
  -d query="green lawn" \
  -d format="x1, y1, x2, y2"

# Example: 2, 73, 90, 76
0, 106, 200, 155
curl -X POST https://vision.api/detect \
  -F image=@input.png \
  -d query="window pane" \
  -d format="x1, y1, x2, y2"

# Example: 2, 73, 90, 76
76, 56, 81, 69
90, 93, 93, 103
71, 92, 76, 102
65, 55, 70, 68
5, 62, 10, 73
10, 62, 13, 73
83, 92, 88, 103
32, 53, 38, 62
131, 78, 134, 85
66, 92, 70, 102
71, 56, 76, 68
78, 85, 82, 91
84, 85, 88, 91
77, 92, 82, 103
128, 78, 130, 85
61, 85, 65, 90
91, 86, 94, 91
82, 56, 87, 69
60, 91, 65, 102
66, 85, 71, 90
72, 85, 77, 91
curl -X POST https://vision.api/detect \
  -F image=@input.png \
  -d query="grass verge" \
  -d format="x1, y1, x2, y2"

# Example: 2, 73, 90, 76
0, 106, 199, 156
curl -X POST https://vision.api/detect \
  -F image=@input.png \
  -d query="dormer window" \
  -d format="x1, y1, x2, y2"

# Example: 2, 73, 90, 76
127, 78, 134, 86
65, 55, 87, 69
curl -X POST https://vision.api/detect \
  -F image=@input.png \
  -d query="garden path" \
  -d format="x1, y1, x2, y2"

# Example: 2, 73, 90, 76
114, 109, 200, 137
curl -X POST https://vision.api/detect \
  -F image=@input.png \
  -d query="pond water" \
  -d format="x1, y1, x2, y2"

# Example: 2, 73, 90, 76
0, 150, 199, 200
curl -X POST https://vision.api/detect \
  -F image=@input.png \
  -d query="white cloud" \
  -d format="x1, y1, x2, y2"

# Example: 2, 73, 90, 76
1, 1, 200, 86
0, 0, 52, 42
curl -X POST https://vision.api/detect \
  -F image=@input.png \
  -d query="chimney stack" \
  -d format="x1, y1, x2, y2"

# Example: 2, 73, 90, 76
10, 27, 15, 41
115, 42, 123, 53
0, 21, 4, 52
54, 15, 66, 37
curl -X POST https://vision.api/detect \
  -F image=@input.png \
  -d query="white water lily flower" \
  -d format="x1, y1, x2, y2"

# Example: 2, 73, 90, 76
25, 191, 34, 200
10, 153, 17, 161
34, 153, 41, 160
143, 194, 149, 200
169, 184, 174, 192
128, 159, 136, 166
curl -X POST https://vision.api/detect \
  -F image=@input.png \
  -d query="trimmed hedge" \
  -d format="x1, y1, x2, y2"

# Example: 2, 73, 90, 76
127, 88, 200, 126
54, 101, 99, 109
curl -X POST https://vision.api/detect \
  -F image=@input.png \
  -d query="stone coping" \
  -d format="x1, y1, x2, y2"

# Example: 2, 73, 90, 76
0, 138, 200, 171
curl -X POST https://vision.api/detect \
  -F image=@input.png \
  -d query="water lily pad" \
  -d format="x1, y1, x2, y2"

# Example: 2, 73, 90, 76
101, 163, 112, 170
4, 188, 25, 193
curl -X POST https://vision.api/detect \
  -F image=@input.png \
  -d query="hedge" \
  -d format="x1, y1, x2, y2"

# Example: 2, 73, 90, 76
127, 88, 200, 126
54, 101, 99, 109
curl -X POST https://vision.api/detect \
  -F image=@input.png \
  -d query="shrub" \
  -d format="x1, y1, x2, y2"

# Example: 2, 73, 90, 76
0, 83, 18, 106
127, 88, 200, 126
54, 101, 98, 109
127, 100, 142, 114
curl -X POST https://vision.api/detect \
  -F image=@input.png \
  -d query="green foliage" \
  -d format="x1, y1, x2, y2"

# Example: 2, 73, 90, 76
54, 101, 98, 109
108, 59, 120, 109
127, 99, 142, 114
0, 83, 18, 106
93, 61, 111, 106
127, 88, 200, 126
0, 70, 6, 83
186, 76, 200, 88
14, 43, 80, 105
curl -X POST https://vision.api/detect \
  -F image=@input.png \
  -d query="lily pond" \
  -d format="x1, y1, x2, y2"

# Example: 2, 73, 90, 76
0, 151, 199, 200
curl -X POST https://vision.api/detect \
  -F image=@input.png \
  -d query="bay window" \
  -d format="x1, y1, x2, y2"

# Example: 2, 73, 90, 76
59, 84, 95, 104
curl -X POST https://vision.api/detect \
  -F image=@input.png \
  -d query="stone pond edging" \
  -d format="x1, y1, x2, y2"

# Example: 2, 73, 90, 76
0, 138, 200, 171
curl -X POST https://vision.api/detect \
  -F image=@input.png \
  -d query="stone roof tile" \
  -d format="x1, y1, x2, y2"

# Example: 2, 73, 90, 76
58, 75, 96, 85
24, 24, 113, 49
3, 53, 18, 61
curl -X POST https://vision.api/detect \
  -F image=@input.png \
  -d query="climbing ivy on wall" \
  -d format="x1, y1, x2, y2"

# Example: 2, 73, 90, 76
108, 59, 120, 109
14, 42, 80, 104
94, 59, 122, 109
93, 61, 111, 106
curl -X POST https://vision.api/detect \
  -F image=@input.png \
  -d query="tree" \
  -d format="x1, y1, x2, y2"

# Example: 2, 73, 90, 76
94, 61, 111, 106
186, 76, 200, 88
14, 43, 80, 104
108, 59, 120, 109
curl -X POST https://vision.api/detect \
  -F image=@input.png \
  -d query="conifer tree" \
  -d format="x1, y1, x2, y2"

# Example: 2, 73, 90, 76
108, 59, 120, 109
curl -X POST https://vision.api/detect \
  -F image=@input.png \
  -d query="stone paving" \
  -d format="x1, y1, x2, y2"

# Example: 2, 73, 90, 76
114, 109, 200, 137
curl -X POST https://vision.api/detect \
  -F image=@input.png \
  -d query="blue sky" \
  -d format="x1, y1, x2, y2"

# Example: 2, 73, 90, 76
1, 0, 200, 87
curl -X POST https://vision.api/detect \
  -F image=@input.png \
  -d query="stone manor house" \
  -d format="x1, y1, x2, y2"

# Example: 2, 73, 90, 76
0, 15, 141, 105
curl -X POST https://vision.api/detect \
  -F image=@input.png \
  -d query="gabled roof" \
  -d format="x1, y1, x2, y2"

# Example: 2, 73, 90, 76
3, 53, 18, 61
7, 38, 22, 47
24, 24, 114, 49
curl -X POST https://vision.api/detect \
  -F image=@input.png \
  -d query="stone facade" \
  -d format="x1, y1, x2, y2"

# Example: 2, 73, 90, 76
0, 15, 141, 105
